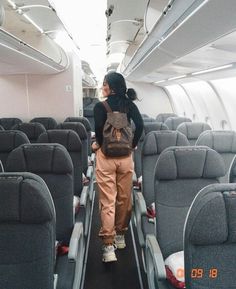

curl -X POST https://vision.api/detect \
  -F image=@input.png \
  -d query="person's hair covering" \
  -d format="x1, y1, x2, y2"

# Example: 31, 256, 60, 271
104, 72, 137, 101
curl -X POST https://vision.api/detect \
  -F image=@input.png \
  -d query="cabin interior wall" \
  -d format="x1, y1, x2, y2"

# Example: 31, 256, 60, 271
165, 85, 195, 119
166, 79, 233, 130
126, 81, 173, 118
0, 51, 83, 122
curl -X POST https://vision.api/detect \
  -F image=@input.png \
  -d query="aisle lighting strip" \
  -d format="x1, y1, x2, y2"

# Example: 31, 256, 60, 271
155, 64, 234, 84
191, 64, 233, 75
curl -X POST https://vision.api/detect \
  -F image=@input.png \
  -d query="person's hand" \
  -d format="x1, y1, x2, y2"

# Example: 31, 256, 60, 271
92, 142, 100, 152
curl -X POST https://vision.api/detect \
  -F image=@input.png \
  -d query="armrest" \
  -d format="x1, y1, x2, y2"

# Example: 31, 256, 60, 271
134, 192, 147, 217
54, 274, 58, 289
86, 166, 93, 180
134, 191, 147, 247
68, 222, 84, 261
146, 234, 166, 280
80, 186, 89, 207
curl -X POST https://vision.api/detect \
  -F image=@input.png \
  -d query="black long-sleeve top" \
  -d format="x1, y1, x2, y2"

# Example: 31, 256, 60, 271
93, 94, 144, 148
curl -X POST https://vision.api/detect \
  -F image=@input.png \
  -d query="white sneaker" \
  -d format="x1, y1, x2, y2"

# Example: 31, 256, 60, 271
114, 234, 126, 249
102, 245, 117, 262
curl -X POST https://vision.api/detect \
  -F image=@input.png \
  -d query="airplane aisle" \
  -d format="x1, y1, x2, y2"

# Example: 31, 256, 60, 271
83, 189, 147, 289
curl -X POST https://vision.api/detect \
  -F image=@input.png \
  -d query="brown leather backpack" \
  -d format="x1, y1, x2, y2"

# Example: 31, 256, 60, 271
101, 101, 133, 157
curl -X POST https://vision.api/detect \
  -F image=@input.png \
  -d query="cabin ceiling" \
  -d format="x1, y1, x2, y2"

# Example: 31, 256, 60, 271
110, 0, 236, 84
0, 0, 70, 74
106, 0, 148, 71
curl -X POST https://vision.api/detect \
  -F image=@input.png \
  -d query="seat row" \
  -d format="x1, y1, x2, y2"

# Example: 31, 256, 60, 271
0, 126, 95, 288
132, 124, 236, 289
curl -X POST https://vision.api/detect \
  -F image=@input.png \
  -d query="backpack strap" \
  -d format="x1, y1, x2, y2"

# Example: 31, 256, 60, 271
102, 101, 113, 113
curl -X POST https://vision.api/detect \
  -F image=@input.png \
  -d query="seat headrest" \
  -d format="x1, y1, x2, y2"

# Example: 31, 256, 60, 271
196, 130, 236, 153
7, 144, 73, 174
57, 122, 87, 140
0, 118, 22, 130
12, 123, 46, 140
164, 117, 192, 130
143, 122, 169, 135
177, 122, 211, 140
186, 184, 236, 245
64, 117, 92, 132
155, 146, 225, 180
156, 113, 177, 123
143, 131, 189, 156
30, 117, 57, 130
0, 172, 55, 224
0, 131, 30, 152
38, 130, 82, 152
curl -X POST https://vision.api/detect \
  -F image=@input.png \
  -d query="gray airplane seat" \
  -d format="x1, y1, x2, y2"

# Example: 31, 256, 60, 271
145, 146, 225, 289
12, 122, 46, 143
0, 130, 29, 169
156, 113, 178, 123
38, 130, 83, 196
134, 122, 168, 181
229, 156, 236, 183
64, 117, 92, 155
0, 172, 55, 289
184, 183, 236, 289
134, 131, 190, 248
177, 122, 212, 145
142, 117, 156, 123
0, 117, 22, 130
6, 143, 74, 244
38, 130, 92, 237
164, 117, 192, 130
30, 117, 57, 130
57, 122, 89, 175
83, 98, 99, 131
196, 130, 236, 182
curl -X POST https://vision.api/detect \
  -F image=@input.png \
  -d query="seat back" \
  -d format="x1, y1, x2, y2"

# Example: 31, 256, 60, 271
134, 122, 168, 178
0, 131, 29, 169
0, 117, 22, 130
184, 183, 236, 289
177, 122, 211, 145
12, 122, 46, 143
142, 131, 189, 206
154, 146, 225, 259
0, 172, 55, 289
156, 113, 177, 123
57, 122, 88, 173
30, 117, 57, 130
196, 130, 236, 182
38, 130, 83, 196
164, 116, 192, 130
64, 117, 92, 155
6, 143, 73, 244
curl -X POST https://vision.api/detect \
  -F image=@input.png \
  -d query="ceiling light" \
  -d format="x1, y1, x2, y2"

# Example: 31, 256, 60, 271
191, 64, 233, 75
22, 14, 44, 33
7, 0, 16, 9
167, 74, 187, 81
154, 80, 166, 84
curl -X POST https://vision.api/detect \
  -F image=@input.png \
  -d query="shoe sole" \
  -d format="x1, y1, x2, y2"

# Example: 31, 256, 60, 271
102, 253, 117, 263
115, 243, 126, 249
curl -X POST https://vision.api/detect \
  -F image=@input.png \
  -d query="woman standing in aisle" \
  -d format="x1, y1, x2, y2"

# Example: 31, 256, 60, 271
92, 72, 143, 262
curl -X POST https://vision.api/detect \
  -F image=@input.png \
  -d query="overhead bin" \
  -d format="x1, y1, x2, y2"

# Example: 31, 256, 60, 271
123, 0, 236, 81
0, 0, 72, 74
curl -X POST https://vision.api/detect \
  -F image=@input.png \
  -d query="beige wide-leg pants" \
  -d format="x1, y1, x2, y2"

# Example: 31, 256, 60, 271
96, 148, 134, 245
